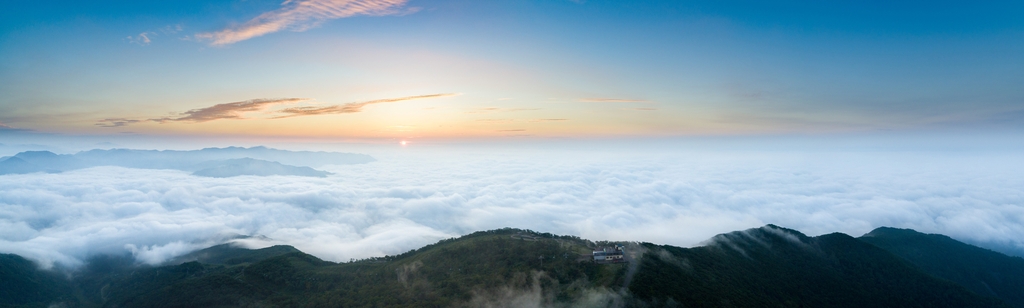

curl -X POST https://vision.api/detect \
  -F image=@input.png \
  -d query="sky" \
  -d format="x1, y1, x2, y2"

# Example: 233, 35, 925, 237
1, 0, 1022, 140
2, 1, 1024, 268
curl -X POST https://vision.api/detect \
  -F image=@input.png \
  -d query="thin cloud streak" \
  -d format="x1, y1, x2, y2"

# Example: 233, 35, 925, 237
96, 118, 141, 127
96, 93, 455, 127
273, 93, 461, 118
196, 0, 410, 46
126, 32, 153, 45
0, 121, 29, 132
152, 98, 310, 123
126, 25, 183, 46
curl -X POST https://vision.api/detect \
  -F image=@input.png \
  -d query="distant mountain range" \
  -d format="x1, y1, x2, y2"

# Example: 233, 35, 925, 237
0, 146, 374, 177
3, 226, 1024, 307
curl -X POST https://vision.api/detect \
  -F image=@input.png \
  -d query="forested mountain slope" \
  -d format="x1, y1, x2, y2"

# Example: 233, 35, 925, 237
0, 226, 1015, 308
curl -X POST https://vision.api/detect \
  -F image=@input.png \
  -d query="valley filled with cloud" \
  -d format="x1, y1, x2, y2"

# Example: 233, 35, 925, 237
2, 145, 1022, 269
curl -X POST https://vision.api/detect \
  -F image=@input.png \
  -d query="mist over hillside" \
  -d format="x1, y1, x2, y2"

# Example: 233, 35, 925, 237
3, 225, 1023, 308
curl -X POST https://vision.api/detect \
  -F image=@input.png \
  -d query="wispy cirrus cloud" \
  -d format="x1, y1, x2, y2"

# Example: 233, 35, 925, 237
196, 0, 412, 46
0, 121, 29, 132
126, 32, 154, 45
95, 118, 142, 127
126, 25, 183, 45
96, 93, 457, 127
274, 93, 460, 118
152, 98, 310, 123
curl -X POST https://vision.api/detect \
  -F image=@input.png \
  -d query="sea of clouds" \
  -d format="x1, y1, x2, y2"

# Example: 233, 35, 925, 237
2, 143, 1023, 268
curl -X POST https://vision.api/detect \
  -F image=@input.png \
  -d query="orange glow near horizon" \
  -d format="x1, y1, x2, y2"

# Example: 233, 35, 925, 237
29, 90, 850, 139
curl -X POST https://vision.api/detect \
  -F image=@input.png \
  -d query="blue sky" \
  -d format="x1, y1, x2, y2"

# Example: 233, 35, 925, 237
1, 0, 1022, 140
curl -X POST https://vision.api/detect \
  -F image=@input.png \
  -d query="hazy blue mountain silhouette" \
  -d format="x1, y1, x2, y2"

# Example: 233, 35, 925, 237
0, 157, 40, 174
0, 146, 372, 177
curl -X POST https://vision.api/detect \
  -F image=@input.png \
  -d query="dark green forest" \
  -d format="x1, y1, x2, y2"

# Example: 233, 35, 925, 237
2, 226, 1023, 307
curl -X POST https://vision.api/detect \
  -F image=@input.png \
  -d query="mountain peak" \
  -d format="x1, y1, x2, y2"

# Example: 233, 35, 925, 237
1, 147, 373, 175
862, 226, 923, 238
700, 224, 813, 253
167, 243, 301, 266
860, 227, 1024, 306
14, 150, 58, 159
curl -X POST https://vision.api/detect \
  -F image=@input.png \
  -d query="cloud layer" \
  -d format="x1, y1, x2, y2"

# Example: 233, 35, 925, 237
2, 146, 1023, 269
274, 93, 460, 118
98, 94, 456, 127
95, 118, 142, 128
196, 0, 410, 45
0, 122, 29, 132
152, 98, 310, 123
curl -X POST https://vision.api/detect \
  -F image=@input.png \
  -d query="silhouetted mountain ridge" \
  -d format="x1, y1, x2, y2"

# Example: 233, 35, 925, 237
633, 225, 1008, 307
860, 227, 1024, 308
